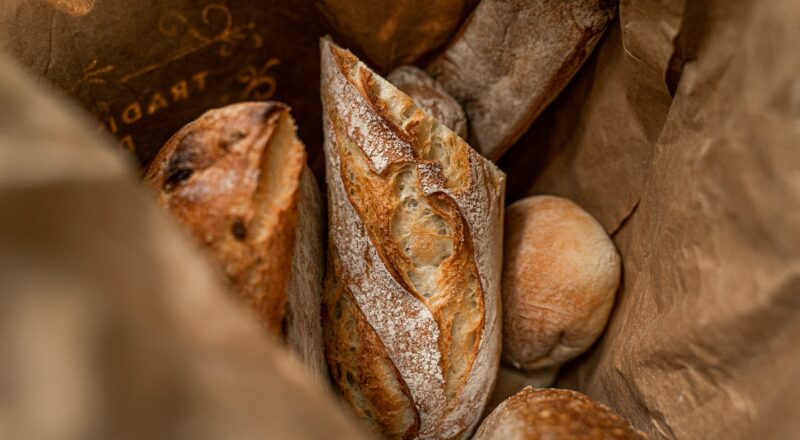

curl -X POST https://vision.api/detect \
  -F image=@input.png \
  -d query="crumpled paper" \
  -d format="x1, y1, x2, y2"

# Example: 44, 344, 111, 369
499, 1, 800, 438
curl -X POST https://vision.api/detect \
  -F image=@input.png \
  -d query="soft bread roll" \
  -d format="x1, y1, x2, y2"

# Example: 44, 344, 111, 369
387, 65, 468, 139
503, 196, 620, 370
427, 0, 616, 160
321, 37, 506, 439
474, 387, 646, 440
143, 102, 326, 378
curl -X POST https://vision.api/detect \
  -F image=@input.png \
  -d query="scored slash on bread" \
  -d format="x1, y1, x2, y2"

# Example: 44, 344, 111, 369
387, 66, 468, 140
143, 102, 327, 379
320, 37, 505, 439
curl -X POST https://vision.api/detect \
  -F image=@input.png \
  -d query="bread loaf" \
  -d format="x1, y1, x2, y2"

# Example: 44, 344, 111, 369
474, 387, 646, 439
427, 0, 616, 160
143, 102, 326, 377
320, 37, 506, 439
387, 65, 468, 139
314, 0, 476, 71
502, 196, 620, 370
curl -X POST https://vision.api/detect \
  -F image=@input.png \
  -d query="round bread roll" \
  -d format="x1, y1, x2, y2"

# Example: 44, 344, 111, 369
474, 387, 646, 440
502, 196, 620, 370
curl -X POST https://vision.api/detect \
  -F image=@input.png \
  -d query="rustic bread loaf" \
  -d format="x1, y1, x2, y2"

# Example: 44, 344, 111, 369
143, 102, 326, 377
474, 387, 646, 440
503, 196, 620, 371
387, 65, 468, 139
314, 0, 476, 71
427, 0, 616, 160
320, 37, 506, 439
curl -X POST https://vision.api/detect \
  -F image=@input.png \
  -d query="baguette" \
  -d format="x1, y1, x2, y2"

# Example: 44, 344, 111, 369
320, 37, 506, 439
427, 0, 616, 160
474, 387, 646, 439
143, 102, 326, 377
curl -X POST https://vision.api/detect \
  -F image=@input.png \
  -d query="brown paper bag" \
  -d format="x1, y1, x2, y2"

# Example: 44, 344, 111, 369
0, 53, 369, 440
499, 1, 800, 439
3, 1, 800, 438
0, 0, 327, 174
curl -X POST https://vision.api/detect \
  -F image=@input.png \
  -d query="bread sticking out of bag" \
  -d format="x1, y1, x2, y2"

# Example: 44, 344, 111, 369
143, 102, 327, 380
387, 65, 468, 139
320, 37, 506, 439
427, 0, 616, 160
474, 387, 647, 440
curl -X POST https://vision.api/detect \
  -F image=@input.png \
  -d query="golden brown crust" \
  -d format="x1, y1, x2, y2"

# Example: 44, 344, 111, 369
502, 196, 620, 371
321, 37, 505, 439
143, 102, 305, 336
323, 256, 421, 440
474, 387, 647, 440
427, 0, 616, 160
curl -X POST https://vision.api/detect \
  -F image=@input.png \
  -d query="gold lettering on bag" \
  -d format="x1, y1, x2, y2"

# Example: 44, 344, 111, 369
122, 102, 142, 124
191, 71, 209, 91
120, 135, 136, 153
106, 116, 118, 134
170, 80, 189, 101
147, 92, 170, 115
238, 58, 279, 100
63, 4, 286, 158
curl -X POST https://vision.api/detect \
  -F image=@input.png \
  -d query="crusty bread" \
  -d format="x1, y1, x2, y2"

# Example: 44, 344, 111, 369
502, 196, 620, 370
313, 0, 476, 71
284, 166, 328, 379
387, 65, 468, 139
320, 37, 506, 439
143, 102, 326, 377
427, 0, 616, 160
474, 387, 646, 439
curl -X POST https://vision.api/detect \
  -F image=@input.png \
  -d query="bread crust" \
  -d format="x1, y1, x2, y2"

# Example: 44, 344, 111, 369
502, 196, 620, 370
387, 65, 468, 139
427, 0, 616, 160
285, 166, 328, 379
474, 387, 647, 439
143, 102, 314, 346
321, 38, 505, 439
